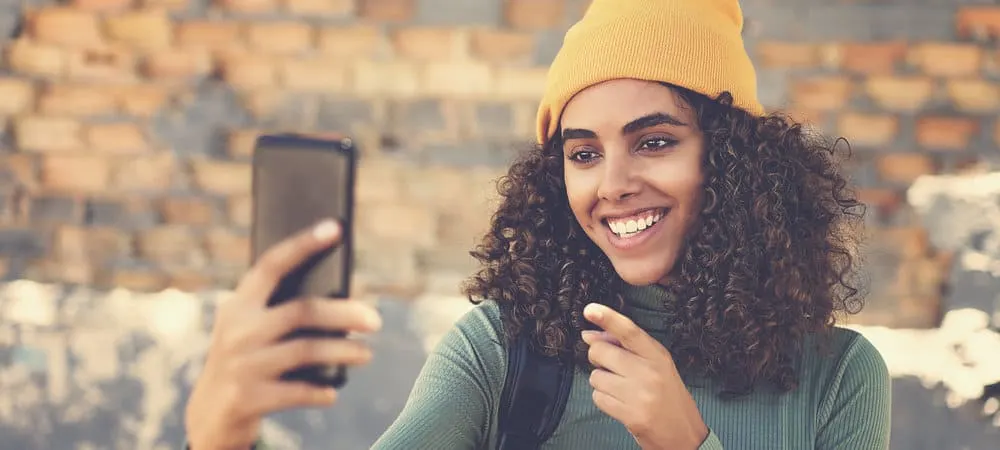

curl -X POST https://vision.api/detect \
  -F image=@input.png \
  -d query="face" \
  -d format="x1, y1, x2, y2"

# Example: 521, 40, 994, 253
560, 79, 705, 286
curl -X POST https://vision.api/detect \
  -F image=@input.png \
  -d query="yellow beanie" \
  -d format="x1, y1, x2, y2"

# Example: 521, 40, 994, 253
536, 0, 766, 145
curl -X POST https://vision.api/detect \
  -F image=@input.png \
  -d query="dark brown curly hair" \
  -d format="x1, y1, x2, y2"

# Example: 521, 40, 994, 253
462, 83, 867, 398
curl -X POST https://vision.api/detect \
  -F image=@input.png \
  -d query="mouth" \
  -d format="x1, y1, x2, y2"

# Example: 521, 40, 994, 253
601, 207, 670, 248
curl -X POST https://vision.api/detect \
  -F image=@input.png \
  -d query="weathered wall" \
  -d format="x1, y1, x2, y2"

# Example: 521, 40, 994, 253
1, 0, 1000, 449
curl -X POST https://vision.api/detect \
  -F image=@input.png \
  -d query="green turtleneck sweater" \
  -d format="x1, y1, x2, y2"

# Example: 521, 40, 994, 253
370, 285, 892, 450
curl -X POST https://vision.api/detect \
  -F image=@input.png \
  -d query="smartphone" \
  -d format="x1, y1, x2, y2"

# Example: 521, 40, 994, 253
250, 132, 357, 388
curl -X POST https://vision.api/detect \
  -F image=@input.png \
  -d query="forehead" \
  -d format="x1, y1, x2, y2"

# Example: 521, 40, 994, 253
560, 79, 690, 130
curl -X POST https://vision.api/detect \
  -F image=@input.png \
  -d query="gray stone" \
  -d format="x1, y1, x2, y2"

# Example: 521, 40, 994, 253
742, 5, 957, 41
84, 198, 160, 229
387, 99, 446, 133
414, 0, 503, 26
420, 139, 524, 168
29, 196, 79, 225
150, 81, 252, 158
474, 102, 514, 137
0, 229, 45, 259
533, 29, 568, 66
318, 98, 375, 132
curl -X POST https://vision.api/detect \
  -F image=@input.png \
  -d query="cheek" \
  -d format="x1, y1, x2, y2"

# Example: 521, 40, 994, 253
563, 169, 597, 225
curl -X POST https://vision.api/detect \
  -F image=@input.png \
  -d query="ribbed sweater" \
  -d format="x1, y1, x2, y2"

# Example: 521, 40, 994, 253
370, 284, 892, 449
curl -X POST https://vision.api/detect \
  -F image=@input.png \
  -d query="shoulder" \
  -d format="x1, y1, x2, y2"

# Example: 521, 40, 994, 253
802, 327, 891, 421
426, 300, 509, 380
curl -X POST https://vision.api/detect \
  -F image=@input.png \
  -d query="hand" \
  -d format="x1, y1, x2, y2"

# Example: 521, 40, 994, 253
582, 303, 709, 450
185, 220, 382, 450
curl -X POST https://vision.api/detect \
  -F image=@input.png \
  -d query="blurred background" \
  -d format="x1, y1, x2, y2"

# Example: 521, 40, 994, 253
0, 0, 998, 449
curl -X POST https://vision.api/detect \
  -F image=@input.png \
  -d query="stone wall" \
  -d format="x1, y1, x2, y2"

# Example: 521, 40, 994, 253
2, 0, 1000, 327
2, 0, 1000, 449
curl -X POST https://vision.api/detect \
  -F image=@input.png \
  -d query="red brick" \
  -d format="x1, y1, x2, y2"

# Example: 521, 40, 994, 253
494, 67, 547, 99
283, 0, 354, 15
217, 0, 277, 13
876, 154, 936, 183
66, 46, 137, 82
160, 197, 217, 225
143, 0, 191, 11
359, 0, 415, 21
204, 228, 250, 265
755, 41, 818, 69
228, 194, 251, 227
916, 116, 979, 151
506, 0, 565, 30
392, 27, 465, 61
136, 226, 203, 265
956, 7, 1000, 39
909, 43, 981, 78
838, 113, 898, 147
191, 160, 251, 195
857, 188, 903, 216
176, 20, 243, 50
113, 84, 172, 117
104, 9, 173, 50
5, 40, 66, 77
280, 58, 350, 92
790, 76, 852, 111
111, 268, 169, 291
38, 84, 116, 116
0, 154, 39, 191
227, 129, 259, 158
15, 116, 83, 153
318, 25, 384, 58
141, 49, 213, 80
946, 79, 1000, 112
112, 153, 175, 190
471, 29, 534, 62
353, 61, 421, 96
218, 53, 278, 89
0, 79, 36, 116
86, 123, 151, 154
423, 62, 493, 96
168, 270, 215, 291
27, 7, 104, 47
246, 22, 314, 55
866, 77, 934, 111
840, 41, 907, 75
41, 155, 111, 192
53, 226, 131, 262
71, 0, 134, 11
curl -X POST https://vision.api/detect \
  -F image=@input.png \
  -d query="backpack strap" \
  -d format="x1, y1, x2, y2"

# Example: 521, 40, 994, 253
496, 319, 575, 450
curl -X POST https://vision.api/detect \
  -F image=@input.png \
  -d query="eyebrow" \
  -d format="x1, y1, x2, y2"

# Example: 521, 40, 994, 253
561, 112, 688, 141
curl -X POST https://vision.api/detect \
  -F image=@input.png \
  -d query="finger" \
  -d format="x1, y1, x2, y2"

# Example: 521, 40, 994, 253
238, 337, 373, 378
246, 299, 382, 348
581, 330, 621, 347
587, 340, 643, 376
583, 303, 665, 359
591, 388, 630, 425
243, 381, 339, 417
236, 219, 342, 307
588, 368, 630, 402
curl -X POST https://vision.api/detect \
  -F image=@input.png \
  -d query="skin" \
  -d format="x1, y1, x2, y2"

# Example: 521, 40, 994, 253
560, 78, 705, 287
561, 79, 711, 449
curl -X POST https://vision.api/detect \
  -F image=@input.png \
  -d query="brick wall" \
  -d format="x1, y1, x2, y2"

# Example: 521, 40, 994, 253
1, 0, 997, 328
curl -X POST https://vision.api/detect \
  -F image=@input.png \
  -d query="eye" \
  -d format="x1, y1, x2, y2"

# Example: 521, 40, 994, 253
639, 136, 679, 151
567, 147, 601, 164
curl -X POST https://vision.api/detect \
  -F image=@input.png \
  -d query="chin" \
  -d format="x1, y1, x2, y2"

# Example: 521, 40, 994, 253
608, 257, 676, 287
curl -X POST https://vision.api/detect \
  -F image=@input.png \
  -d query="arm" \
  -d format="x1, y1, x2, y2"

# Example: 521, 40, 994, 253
815, 333, 892, 450
372, 302, 508, 450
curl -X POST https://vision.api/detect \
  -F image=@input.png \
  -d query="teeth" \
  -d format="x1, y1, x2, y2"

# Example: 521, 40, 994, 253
607, 210, 665, 239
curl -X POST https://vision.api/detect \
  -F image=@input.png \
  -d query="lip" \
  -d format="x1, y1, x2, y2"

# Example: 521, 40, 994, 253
602, 209, 669, 251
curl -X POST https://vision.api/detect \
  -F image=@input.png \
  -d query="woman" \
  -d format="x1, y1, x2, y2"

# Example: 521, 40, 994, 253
184, 0, 892, 449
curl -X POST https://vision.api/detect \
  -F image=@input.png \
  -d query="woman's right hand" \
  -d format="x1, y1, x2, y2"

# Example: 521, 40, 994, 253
184, 219, 382, 450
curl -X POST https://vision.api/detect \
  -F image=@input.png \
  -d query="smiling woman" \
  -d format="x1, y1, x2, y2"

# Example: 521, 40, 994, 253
184, 0, 890, 449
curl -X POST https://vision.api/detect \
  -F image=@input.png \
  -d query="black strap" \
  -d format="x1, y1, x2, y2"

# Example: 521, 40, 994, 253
496, 322, 575, 450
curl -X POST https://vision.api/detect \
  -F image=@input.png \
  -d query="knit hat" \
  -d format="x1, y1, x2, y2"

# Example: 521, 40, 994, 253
535, 0, 765, 145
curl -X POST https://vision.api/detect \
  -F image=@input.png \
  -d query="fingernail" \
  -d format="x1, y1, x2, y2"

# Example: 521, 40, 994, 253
584, 303, 603, 320
366, 311, 383, 330
581, 330, 599, 342
313, 220, 339, 241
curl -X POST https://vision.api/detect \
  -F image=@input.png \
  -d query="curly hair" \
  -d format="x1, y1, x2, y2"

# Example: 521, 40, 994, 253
462, 83, 867, 398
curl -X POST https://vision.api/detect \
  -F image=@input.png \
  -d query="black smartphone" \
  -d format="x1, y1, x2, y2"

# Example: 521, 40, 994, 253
250, 132, 357, 388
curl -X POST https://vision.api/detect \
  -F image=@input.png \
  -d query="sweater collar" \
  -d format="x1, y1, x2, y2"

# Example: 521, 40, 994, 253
620, 283, 673, 336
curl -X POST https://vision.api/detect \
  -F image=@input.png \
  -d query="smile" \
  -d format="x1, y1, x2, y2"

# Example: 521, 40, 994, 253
601, 208, 669, 250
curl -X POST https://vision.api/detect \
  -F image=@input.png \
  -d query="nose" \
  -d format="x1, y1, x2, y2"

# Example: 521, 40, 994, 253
596, 150, 641, 201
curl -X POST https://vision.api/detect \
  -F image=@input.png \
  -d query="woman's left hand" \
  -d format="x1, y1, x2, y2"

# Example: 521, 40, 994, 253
582, 303, 710, 450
